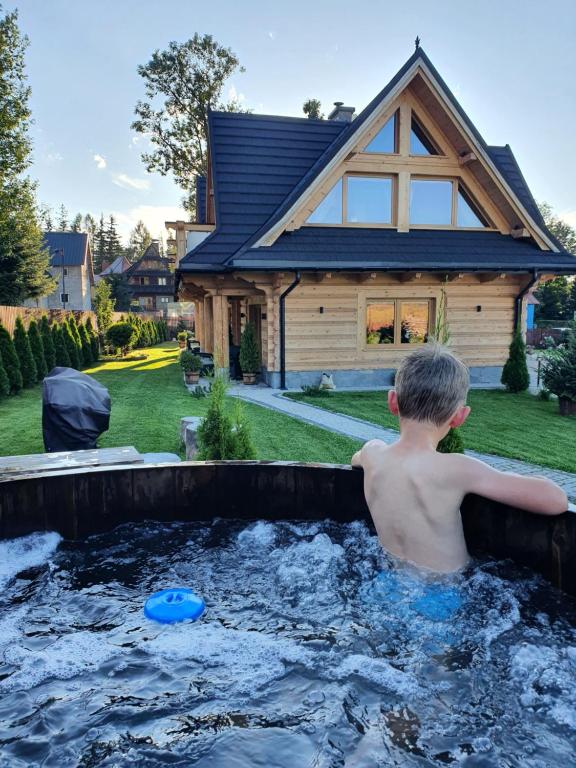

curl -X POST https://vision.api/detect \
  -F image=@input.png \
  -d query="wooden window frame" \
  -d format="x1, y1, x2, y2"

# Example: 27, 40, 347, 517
306, 172, 397, 229
361, 109, 400, 155
362, 297, 435, 350
409, 176, 493, 230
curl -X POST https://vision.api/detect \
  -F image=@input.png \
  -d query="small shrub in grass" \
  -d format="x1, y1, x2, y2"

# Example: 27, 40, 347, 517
13, 317, 37, 388
51, 323, 71, 367
501, 329, 530, 393
79, 323, 94, 365
39, 316, 56, 371
197, 376, 233, 459
231, 399, 257, 459
301, 383, 332, 398
437, 427, 464, 454
27, 319, 47, 380
62, 320, 81, 369
539, 388, 551, 401
0, 349, 10, 399
107, 322, 137, 356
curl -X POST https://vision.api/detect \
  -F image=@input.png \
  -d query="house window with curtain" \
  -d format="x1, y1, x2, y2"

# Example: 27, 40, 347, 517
366, 299, 433, 346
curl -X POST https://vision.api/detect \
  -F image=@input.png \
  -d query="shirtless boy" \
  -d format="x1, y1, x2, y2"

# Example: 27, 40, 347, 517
351, 345, 567, 573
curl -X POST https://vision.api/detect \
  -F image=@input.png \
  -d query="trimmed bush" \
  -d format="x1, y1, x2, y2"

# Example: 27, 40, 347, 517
107, 322, 137, 355
239, 323, 261, 374
52, 323, 71, 367
13, 317, 37, 388
197, 377, 234, 459
40, 315, 56, 371
0, 323, 22, 393
0, 348, 10, 399
79, 323, 94, 365
501, 329, 530, 393
67, 316, 84, 366
85, 317, 99, 361
62, 320, 81, 368
437, 427, 464, 454
231, 399, 257, 459
541, 329, 576, 414
27, 319, 48, 381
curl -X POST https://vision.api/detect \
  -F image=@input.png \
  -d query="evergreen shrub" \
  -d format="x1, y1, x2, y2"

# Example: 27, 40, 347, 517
40, 315, 56, 371
13, 317, 37, 387
27, 319, 47, 380
501, 329, 530, 393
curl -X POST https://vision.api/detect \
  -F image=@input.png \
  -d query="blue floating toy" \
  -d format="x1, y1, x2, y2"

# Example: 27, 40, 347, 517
144, 588, 205, 624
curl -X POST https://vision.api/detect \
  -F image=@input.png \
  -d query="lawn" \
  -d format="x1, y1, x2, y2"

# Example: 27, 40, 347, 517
285, 389, 576, 473
0, 343, 361, 463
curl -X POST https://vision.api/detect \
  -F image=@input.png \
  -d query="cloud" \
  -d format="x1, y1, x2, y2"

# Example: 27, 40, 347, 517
93, 154, 107, 169
45, 151, 63, 164
111, 173, 151, 191
268, 31, 276, 40
112, 204, 188, 241
227, 84, 246, 104
559, 210, 576, 228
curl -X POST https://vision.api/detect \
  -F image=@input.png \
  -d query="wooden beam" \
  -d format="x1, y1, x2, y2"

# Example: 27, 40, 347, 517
458, 152, 477, 166
510, 228, 531, 239
443, 273, 465, 282
477, 272, 507, 283
203, 296, 213, 353
399, 272, 422, 283
212, 294, 229, 372
359, 272, 377, 283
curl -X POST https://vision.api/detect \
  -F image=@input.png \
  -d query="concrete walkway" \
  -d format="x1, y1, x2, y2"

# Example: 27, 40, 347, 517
228, 382, 576, 503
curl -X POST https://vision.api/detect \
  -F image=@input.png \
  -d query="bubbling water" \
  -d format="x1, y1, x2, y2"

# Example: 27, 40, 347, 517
0, 519, 575, 767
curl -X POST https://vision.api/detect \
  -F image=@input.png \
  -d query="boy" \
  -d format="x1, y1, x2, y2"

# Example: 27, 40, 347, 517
351, 345, 567, 573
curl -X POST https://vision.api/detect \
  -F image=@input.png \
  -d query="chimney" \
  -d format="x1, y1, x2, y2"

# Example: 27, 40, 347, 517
328, 101, 355, 123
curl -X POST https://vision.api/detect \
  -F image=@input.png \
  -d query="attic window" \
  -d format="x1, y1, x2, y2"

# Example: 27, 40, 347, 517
409, 179, 491, 228
306, 175, 394, 225
457, 185, 489, 228
364, 112, 398, 154
306, 178, 343, 224
410, 115, 440, 156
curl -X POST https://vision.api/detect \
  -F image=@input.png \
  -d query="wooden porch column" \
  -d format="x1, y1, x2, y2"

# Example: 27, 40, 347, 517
212, 293, 230, 373
203, 296, 214, 353
194, 300, 204, 348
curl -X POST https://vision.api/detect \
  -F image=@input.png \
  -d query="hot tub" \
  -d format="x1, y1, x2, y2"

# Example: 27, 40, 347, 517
0, 461, 575, 766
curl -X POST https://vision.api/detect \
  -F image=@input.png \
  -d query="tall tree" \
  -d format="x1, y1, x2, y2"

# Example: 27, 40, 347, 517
129, 219, 152, 260
70, 213, 83, 232
57, 203, 68, 231
0, 9, 55, 304
39, 203, 54, 231
93, 213, 107, 273
538, 202, 576, 254
132, 34, 246, 212
534, 277, 570, 321
303, 99, 323, 119
105, 215, 123, 263
106, 274, 132, 311
94, 279, 115, 332
83, 213, 96, 246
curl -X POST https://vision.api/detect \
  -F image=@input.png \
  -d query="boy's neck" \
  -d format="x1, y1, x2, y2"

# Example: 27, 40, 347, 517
397, 417, 445, 451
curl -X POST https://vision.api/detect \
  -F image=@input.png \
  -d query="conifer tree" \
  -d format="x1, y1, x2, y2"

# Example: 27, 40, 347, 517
27, 318, 47, 380
39, 315, 56, 370
52, 323, 71, 367
501, 328, 530, 393
79, 322, 93, 365
93, 214, 107, 273
57, 204, 68, 231
67, 315, 84, 365
85, 316, 99, 360
105, 215, 123, 264
0, 347, 9, 399
62, 320, 80, 368
70, 213, 83, 232
0, 9, 55, 304
0, 323, 22, 393
13, 316, 37, 387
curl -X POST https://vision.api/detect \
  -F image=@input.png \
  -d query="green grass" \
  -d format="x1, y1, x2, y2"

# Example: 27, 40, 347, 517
0, 343, 360, 463
285, 389, 576, 473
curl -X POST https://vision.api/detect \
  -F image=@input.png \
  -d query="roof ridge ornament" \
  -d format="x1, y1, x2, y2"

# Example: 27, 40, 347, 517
415, 36, 421, 51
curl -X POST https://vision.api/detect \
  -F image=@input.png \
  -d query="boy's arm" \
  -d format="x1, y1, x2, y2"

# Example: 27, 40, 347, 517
451, 454, 568, 515
351, 439, 385, 469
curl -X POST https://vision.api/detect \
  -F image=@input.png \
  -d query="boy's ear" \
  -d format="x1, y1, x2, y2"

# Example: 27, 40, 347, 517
388, 389, 400, 416
449, 405, 471, 429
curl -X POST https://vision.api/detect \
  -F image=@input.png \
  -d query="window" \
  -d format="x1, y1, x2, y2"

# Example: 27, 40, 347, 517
364, 112, 397, 153
160, 297, 170, 304
307, 175, 393, 225
63, 268, 68, 276
158, 277, 167, 286
366, 299, 432, 346
410, 115, 440, 155
410, 180, 452, 225
410, 179, 490, 228
347, 177, 392, 224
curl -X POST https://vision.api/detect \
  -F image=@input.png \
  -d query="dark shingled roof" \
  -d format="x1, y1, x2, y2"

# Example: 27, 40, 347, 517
44, 232, 90, 267
179, 49, 575, 276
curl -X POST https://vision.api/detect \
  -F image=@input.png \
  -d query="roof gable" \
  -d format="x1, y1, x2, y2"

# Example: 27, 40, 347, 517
44, 232, 89, 267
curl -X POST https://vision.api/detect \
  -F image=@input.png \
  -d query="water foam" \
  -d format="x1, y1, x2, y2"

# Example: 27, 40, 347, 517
0, 531, 62, 590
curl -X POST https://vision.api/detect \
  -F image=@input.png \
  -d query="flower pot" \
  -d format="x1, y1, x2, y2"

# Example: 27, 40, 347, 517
185, 371, 200, 385
558, 396, 576, 416
242, 373, 257, 385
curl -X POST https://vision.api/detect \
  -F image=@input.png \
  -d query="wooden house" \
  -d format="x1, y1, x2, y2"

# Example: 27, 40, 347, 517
125, 241, 174, 312
176, 48, 575, 388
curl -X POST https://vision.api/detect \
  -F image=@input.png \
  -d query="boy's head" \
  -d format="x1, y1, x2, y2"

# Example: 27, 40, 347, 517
389, 345, 470, 429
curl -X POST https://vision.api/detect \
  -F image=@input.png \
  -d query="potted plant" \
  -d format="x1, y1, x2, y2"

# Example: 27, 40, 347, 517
177, 331, 188, 349
180, 350, 202, 384
239, 323, 260, 384
541, 331, 576, 416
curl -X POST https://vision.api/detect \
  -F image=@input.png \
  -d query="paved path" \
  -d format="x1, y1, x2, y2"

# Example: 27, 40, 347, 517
228, 382, 576, 504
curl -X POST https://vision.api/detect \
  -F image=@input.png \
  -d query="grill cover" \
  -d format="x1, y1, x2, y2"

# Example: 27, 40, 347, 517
42, 367, 111, 452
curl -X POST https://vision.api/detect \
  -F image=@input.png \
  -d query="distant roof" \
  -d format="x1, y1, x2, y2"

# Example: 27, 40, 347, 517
125, 241, 173, 276
100, 255, 130, 276
44, 232, 90, 267
179, 49, 575, 277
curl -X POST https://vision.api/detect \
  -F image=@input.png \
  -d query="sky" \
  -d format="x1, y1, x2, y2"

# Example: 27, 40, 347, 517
11, 0, 576, 242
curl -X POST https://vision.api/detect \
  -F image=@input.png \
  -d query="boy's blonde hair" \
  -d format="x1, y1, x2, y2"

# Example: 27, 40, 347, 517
394, 345, 469, 425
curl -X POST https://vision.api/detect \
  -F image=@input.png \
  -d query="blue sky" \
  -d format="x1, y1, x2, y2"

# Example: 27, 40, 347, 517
13, 0, 576, 241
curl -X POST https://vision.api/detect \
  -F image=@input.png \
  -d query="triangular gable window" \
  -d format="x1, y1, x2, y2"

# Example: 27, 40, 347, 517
364, 112, 397, 154
306, 178, 343, 224
457, 185, 489, 228
410, 115, 440, 156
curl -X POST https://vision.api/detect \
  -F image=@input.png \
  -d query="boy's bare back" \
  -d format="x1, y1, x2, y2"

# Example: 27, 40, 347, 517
352, 346, 568, 574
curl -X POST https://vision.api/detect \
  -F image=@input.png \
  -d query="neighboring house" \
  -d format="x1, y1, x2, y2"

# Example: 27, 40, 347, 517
27, 232, 94, 311
94, 254, 131, 284
176, 47, 576, 388
125, 241, 175, 312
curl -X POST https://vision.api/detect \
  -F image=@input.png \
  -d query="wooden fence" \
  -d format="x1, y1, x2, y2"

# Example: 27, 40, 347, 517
0, 305, 164, 334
